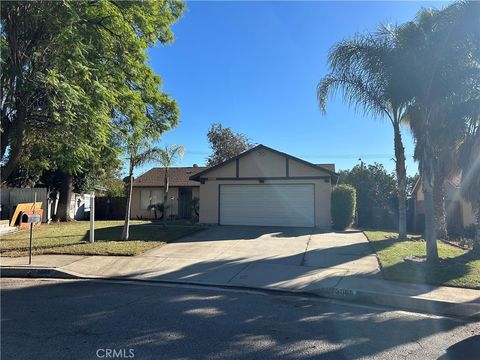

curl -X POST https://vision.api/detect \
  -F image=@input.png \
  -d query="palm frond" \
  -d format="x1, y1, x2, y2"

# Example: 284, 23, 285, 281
133, 147, 162, 167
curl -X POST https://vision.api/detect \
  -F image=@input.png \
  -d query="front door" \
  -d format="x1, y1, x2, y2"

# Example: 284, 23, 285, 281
178, 188, 193, 219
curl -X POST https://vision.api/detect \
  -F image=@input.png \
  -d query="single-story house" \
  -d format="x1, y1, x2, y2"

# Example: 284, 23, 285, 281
131, 166, 205, 220
411, 176, 476, 234
189, 144, 338, 228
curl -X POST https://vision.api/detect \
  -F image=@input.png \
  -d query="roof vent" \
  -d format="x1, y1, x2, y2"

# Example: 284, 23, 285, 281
193, 164, 199, 168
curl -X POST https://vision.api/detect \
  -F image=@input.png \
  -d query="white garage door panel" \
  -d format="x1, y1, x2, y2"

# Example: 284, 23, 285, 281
220, 184, 314, 227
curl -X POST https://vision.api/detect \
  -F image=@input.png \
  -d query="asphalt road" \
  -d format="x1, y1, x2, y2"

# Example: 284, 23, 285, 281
1, 278, 479, 360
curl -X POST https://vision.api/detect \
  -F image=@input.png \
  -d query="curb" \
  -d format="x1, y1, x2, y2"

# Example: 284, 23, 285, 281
2, 266, 479, 320
1, 267, 79, 279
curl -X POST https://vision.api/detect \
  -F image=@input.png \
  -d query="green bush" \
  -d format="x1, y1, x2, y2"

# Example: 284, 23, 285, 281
331, 184, 357, 230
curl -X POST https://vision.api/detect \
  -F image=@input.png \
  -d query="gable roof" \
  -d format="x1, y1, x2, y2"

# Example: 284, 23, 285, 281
411, 173, 462, 197
190, 144, 339, 181
316, 163, 336, 172
133, 167, 206, 187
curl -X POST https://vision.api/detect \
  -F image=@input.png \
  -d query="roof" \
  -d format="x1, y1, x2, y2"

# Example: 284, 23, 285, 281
316, 164, 336, 172
190, 144, 339, 182
133, 167, 206, 187
411, 173, 462, 197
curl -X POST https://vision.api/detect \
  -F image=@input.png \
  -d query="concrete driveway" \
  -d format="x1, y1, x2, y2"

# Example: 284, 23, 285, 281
47, 226, 381, 291
125, 226, 382, 288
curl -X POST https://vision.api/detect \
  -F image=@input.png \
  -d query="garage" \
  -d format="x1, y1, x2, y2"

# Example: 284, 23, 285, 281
219, 184, 315, 227
190, 144, 338, 228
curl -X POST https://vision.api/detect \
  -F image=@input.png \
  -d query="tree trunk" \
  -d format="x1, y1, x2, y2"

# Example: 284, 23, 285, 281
57, 172, 74, 221
163, 168, 169, 229
433, 173, 448, 240
393, 121, 407, 240
1, 105, 26, 182
422, 164, 438, 264
121, 163, 134, 241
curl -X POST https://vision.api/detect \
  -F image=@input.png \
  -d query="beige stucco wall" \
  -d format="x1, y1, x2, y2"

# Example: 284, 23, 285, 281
462, 201, 476, 227
199, 179, 332, 227
415, 182, 425, 201
192, 187, 199, 199
202, 160, 236, 178
289, 160, 330, 177
239, 150, 286, 177
415, 180, 476, 228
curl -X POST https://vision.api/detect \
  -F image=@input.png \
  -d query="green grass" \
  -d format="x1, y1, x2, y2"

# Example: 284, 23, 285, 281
1, 221, 204, 257
364, 230, 480, 289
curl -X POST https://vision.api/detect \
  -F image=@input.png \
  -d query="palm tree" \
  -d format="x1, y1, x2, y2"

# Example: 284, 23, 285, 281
122, 145, 162, 240
458, 125, 480, 251
157, 144, 185, 228
397, 1, 479, 262
318, 30, 410, 239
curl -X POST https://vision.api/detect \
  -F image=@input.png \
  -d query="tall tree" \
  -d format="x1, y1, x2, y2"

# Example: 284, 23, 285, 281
122, 144, 162, 241
339, 162, 397, 229
458, 121, 480, 251
1, 1, 184, 204
157, 145, 185, 228
397, 1, 479, 262
206, 123, 254, 167
318, 30, 410, 239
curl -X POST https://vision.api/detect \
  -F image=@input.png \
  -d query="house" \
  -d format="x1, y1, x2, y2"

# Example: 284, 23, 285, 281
189, 144, 338, 228
131, 166, 205, 220
411, 176, 476, 234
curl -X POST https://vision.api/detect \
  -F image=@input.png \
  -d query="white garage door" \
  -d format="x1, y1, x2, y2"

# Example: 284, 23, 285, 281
219, 184, 315, 227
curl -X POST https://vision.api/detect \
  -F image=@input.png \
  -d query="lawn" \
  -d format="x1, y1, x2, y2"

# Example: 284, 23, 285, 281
0, 221, 204, 257
364, 230, 480, 289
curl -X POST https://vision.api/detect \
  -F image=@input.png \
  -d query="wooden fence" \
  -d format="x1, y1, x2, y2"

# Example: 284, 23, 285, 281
95, 197, 126, 220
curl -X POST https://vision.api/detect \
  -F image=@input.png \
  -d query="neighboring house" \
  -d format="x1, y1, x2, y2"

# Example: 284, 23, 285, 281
189, 144, 338, 228
131, 166, 205, 220
411, 176, 476, 234
0, 187, 88, 223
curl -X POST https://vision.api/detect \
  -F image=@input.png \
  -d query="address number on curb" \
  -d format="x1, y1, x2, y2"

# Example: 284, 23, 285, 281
333, 288, 357, 297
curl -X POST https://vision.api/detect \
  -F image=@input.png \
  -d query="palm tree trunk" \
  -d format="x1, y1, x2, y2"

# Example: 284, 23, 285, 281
163, 168, 169, 229
393, 121, 407, 240
433, 173, 448, 240
422, 161, 439, 264
122, 162, 134, 240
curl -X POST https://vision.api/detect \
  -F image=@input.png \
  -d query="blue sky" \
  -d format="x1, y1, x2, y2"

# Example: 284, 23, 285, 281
143, 0, 449, 177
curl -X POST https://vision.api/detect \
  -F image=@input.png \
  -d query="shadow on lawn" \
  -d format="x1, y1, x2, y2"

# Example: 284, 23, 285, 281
81, 224, 204, 243
371, 236, 479, 289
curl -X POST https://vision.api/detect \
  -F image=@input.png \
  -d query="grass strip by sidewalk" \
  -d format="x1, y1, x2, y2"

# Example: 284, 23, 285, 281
364, 230, 480, 289
1, 221, 204, 257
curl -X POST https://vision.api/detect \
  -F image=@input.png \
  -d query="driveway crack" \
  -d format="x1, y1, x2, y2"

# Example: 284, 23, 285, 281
300, 231, 313, 266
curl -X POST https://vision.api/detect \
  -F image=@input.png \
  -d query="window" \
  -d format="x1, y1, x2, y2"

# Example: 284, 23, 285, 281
140, 189, 164, 210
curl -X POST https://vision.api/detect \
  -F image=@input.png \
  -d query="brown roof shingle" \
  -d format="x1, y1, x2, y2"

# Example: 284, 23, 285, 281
133, 167, 206, 187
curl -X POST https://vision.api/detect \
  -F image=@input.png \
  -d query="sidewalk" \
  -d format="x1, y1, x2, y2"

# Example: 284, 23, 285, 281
2, 254, 479, 319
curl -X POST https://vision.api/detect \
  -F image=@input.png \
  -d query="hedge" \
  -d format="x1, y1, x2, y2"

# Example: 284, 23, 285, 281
331, 184, 357, 230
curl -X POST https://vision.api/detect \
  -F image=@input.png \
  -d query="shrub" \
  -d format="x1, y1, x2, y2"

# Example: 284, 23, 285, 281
331, 184, 357, 230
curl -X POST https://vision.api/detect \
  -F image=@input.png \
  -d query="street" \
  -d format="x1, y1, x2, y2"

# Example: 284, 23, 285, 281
1, 278, 479, 360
